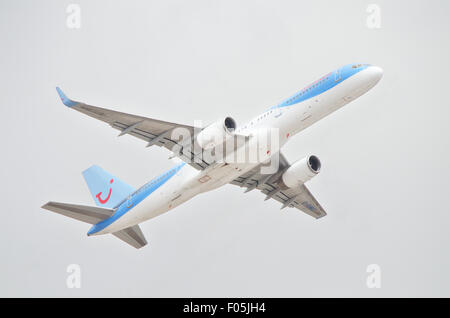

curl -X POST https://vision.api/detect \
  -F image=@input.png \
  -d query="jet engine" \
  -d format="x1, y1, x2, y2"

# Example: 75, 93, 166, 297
281, 155, 321, 188
196, 117, 237, 149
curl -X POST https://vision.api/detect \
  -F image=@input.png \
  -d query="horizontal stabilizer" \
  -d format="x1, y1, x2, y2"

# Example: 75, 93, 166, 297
112, 225, 148, 249
42, 201, 115, 224
42, 202, 148, 248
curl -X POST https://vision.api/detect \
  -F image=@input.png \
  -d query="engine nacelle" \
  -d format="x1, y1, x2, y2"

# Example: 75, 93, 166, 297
281, 155, 321, 188
196, 117, 237, 149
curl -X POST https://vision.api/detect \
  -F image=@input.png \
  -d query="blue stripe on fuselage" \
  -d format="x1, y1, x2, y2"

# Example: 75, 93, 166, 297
271, 63, 370, 109
87, 162, 186, 235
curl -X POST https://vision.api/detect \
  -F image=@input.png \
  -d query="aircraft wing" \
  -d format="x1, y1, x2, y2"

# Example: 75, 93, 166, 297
230, 152, 327, 219
56, 87, 211, 170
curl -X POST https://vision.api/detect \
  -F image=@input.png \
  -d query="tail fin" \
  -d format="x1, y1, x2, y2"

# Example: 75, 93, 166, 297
82, 165, 136, 209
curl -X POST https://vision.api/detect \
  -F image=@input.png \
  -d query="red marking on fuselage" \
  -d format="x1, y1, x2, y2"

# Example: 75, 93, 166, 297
96, 179, 114, 204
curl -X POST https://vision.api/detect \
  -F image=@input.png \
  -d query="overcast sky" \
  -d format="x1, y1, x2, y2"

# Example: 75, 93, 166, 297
1, 0, 450, 297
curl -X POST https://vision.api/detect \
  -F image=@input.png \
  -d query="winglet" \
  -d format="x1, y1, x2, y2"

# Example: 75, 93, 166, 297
56, 87, 78, 107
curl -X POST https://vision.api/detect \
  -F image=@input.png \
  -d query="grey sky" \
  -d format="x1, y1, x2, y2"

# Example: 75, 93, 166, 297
1, 0, 449, 297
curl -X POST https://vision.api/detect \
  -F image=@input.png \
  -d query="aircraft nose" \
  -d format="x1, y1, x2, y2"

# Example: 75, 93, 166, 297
369, 65, 383, 83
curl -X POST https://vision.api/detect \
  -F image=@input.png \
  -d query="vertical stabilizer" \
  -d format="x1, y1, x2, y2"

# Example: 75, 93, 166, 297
82, 165, 136, 208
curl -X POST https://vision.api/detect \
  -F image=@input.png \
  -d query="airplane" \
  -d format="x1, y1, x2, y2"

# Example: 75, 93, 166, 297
42, 63, 383, 248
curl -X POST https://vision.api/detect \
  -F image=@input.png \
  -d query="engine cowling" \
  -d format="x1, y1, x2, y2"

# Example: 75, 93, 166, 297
281, 155, 321, 188
196, 117, 237, 149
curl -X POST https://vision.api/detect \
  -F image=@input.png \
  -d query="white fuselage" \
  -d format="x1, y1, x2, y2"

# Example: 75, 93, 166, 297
95, 65, 383, 234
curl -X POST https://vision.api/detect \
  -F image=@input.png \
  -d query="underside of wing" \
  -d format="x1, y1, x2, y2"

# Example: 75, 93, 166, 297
265, 184, 326, 218
230, 153, 327, 219
56, 87, 211, 170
